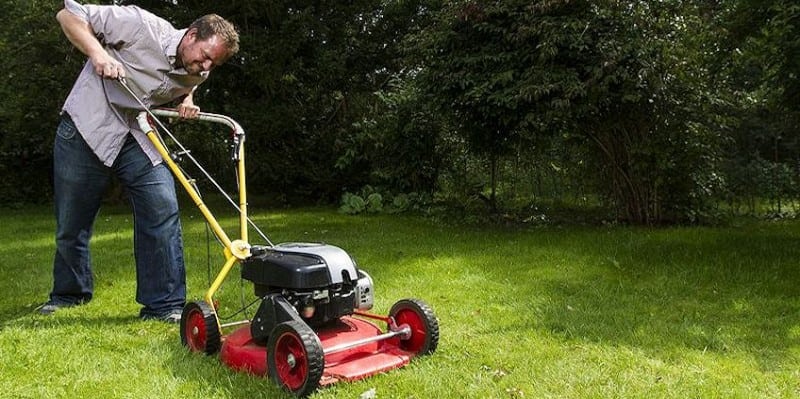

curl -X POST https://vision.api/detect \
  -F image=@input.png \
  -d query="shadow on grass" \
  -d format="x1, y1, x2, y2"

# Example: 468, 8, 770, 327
0, 311, 142, 332
0, 304, 44, 324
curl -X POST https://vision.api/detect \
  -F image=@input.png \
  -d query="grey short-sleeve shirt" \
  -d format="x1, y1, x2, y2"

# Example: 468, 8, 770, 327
62, 0, 209, 166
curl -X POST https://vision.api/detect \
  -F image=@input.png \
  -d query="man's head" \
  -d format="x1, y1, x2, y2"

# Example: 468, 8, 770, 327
177, 14, 239, 75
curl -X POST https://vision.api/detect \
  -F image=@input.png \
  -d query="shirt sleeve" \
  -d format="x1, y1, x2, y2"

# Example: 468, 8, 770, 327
63, 0, 88, 20
79, 2, 143, 49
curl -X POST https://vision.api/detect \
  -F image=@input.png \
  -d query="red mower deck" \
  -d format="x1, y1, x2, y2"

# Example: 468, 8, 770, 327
220, 315, 416, 385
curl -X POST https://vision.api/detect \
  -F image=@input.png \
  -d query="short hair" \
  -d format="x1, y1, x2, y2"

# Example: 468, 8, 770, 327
189, 14, 240, 57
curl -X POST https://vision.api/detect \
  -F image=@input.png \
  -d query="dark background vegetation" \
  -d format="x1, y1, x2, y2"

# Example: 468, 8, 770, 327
1, 0, 798, 225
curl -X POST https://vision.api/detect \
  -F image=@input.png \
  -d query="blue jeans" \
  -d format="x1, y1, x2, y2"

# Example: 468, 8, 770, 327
50, 114, 186, 316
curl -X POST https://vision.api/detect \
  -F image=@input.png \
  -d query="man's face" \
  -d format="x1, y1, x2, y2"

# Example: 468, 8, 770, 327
178, 29, 229, 75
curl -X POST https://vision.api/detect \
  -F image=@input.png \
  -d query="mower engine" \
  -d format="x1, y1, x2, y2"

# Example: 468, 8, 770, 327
242, 243, 374, 343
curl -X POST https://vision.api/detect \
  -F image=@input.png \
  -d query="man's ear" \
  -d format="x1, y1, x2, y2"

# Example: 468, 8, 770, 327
186, 27, 198, 41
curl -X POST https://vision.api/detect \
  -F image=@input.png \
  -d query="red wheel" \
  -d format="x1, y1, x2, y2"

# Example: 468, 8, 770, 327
389, 299, 439, 355
180, 301, 221, 355
267, 321, 323, 397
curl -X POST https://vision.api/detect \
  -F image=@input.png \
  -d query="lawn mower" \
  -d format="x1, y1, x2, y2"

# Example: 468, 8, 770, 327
126, 85, 439, 397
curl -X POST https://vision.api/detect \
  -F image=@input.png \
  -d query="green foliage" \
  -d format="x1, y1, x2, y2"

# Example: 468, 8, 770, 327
721, 156, 800, 217
335, 77, 446, 196
727, 0, 800, 112
339, 191, 367, 214
391, 192, 412, 211
187, 0, 427, 203
409, 0, 727, 224
0, 0, 82, 204
711, 0, 800, 219
3, 0, 800, 226
574, 1, 727, 224
410, 0, 578, 206
338, 185, 426, 215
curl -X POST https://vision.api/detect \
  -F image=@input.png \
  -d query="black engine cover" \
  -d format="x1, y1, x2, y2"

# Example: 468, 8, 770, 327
241, 246, 332, 289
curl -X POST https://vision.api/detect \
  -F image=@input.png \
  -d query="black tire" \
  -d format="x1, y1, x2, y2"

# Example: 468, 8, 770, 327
389, 298, 439, 355
180, 301, 221, 355
267, 321, 324, 397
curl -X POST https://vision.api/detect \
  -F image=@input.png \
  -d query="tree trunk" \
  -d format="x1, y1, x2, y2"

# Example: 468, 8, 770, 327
489, 150, 498, 212
587, 123, 656, 226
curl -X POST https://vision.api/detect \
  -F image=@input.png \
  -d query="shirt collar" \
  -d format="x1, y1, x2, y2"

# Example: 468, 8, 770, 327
166, 28, 188, 69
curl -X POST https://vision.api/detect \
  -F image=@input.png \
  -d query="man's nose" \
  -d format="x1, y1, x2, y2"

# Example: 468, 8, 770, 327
202, 59, 213, 71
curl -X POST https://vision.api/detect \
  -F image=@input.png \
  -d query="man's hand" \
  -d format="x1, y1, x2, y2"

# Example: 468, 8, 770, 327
177, 95, 200, 119
91, 53, 126, 80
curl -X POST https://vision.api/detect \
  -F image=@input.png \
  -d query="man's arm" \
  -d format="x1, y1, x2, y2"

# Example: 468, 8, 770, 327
56, 8, 125, 79
176, 88, 201, 119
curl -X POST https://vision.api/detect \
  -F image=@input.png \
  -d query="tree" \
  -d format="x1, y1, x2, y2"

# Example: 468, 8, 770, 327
0, 0, 83, 204
410, 0, 724, 224
335, 77, 446, 196
714, 0, 800, 216
182, 0, 430, 203
410, 1, 580, 210
573, 1, 725, 224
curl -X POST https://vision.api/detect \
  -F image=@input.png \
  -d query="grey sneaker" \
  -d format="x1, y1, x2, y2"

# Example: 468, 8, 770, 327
140, 310, 182, 324
38, 303, 60, 315
37, 301, 80, 315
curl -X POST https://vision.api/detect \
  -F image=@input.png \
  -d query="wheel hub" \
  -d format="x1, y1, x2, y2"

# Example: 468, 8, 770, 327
286, 353, 297, 368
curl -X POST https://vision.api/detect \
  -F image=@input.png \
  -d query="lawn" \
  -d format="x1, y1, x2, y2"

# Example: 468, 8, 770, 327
1, 202, 800, 398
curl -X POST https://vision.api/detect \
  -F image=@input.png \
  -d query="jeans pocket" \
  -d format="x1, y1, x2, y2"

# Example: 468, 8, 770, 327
56, 115, 77, 140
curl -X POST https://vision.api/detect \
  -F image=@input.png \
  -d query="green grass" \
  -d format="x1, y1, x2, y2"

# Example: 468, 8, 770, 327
2, 203, 800, 398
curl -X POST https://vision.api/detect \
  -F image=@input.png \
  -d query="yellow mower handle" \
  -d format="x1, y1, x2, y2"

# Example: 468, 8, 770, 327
136, 108, 250, 307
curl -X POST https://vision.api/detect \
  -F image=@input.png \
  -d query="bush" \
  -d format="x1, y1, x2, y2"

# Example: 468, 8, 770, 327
338, 186, 428, 215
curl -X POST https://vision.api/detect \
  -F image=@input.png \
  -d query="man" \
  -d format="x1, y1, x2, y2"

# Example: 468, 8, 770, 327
40, 0, 239, 323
